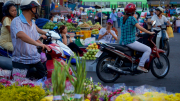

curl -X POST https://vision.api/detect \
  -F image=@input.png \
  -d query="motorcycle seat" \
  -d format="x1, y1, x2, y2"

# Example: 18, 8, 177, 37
106, 44, 131, 52
0, 56, 12, 70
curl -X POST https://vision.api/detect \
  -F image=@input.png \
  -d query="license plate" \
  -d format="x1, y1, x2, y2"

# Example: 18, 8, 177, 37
95, 51, 102, 57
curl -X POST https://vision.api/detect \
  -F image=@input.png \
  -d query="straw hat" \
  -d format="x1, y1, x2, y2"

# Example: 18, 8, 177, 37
89, 7, 93, 10
79, 7, 83, 10
98, 10, 102, 12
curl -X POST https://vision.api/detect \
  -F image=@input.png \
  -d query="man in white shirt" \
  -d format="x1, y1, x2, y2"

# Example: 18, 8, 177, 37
151, 7, 172, 31
98, 19, 118, 43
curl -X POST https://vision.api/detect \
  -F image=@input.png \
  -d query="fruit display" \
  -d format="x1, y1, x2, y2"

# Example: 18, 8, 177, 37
91, 22, 102, 29
82, 43, 99, 60
91, 29, 99, 34
57, 22, 64, 28
42, 22, 56, 30
87, 20, 93, 26
76, 26, 81, 32
78, 22, 90, 28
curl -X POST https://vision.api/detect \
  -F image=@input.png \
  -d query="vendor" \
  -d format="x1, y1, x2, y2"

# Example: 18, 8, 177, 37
59, 25, 83, 55
67, 14, 72, 23
49, 15, 54, 22
98, 19, 118, 43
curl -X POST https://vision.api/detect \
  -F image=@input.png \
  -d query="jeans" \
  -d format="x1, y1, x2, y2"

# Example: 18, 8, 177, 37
117, 18, 120, 28
113, 21, 116, 28
12, 61, 46, 79
68, 42, 83, 55
126, 41, 151, 67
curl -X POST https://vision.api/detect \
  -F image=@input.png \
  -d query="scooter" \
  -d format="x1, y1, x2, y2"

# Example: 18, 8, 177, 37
152, 20, 170, 57
93, 22, 170, 83
43, 30, 76, 64
0, 42, 72, 79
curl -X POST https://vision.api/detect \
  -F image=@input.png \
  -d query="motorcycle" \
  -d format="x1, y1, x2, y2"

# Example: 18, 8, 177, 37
43, 30, 76, 65
152, 20, 170, 57
94, 32, 170, 83
0, 42, 72, 79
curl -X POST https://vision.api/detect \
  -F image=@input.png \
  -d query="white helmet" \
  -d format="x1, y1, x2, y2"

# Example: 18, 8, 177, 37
155, 7, 164, 13
20, 0, 40, 10
20, 0, 40, 18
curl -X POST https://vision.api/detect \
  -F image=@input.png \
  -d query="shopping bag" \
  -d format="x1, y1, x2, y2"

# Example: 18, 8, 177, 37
166, 27, 174, 38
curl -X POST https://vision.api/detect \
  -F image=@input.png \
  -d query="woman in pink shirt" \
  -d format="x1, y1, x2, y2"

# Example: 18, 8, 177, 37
67, 15, 72, 23
117, 9, 124, 28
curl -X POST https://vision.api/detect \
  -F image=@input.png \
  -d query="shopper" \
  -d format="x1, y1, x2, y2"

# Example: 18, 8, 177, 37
117, 9, 123, 28
110, 9, 117, 28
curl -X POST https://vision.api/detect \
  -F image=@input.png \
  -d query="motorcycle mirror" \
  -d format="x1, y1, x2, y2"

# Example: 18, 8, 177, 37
152, 20, 156, 26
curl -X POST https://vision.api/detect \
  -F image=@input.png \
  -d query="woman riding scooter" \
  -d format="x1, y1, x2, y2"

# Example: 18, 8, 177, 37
120, 3, 155, 73
0, 1, 17, 51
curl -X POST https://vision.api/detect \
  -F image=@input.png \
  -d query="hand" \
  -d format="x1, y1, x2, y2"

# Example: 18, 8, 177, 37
38, 43, 51, 52
149, 32, 155, 35
40, 35, 47, 39
104, 31, 108, 35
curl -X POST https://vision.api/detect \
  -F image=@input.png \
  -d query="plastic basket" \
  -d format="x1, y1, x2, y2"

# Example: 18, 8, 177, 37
80, 30, 92, 39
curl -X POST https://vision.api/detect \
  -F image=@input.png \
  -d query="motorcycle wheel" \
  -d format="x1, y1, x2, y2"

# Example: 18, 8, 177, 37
151, 53, 170, 79
96, 55, 120, 83
160, 40, 170, 57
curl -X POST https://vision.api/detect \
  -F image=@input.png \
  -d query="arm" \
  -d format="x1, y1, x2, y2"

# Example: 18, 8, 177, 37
62, 34, 68, 45
98, 33, 107, 40
69, 37, 73, 43
110, 31, 118, 40
167, 21, 172, 26
110, 13, 112, 19
36, 25, 46, 35
135, 23, 154, 34
5, 26, 10, 33
16, 31, 41, 46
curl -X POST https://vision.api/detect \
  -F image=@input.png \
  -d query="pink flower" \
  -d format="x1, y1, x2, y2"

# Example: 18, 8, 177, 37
5, 84, 10, 87
113, 91, 116, 95
108, 94, 113, 98
117, 92, 121, 94
104, 88, 107, 91
118, 89, 122, 92
6, 81, 11, 84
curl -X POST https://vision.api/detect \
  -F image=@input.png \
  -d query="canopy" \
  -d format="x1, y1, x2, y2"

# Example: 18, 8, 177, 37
50, 6, 72, 15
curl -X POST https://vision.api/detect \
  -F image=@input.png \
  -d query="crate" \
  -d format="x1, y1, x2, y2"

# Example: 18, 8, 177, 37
80, 30, 92, 39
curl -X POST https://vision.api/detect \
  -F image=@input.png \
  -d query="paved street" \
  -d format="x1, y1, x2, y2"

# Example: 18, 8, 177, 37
87, 27, 180, 93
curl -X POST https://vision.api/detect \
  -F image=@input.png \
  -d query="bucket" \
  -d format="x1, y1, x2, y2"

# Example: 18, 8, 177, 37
80, 30, 91, 39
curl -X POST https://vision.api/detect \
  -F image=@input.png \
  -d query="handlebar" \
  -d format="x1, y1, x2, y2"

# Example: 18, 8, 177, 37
37, 46, 52, 53
157, 25, 170, 27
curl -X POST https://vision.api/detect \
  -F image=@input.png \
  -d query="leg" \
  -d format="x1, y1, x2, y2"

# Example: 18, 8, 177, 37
126, 41, 151, 72
32, 61, 46, 79
68, 42, 83, 54
12, 61, 32, 78
117, 18, 120, 28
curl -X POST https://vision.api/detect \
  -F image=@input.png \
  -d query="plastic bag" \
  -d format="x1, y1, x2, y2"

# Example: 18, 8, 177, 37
40, 52, 47, 63
84, 37, 96, 46
166, 27, 174, 38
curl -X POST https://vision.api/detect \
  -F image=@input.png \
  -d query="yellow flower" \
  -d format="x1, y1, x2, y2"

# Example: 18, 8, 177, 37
85, 99, 90, 101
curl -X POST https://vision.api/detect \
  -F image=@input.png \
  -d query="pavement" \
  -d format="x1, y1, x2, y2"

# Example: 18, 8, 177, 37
86, 26, 180, 93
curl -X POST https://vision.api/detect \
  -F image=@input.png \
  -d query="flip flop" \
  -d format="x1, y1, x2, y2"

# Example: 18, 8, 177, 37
137, 66, 148, 73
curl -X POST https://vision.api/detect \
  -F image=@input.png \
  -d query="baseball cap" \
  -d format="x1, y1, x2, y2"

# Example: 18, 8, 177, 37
107, 19, 113, 25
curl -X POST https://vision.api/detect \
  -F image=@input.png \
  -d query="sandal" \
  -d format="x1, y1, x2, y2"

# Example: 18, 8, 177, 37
137, 66, 148, 73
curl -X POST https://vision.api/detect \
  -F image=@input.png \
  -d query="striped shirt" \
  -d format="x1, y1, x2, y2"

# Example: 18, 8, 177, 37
119, 16, 138, 45
10, 13, 40, 64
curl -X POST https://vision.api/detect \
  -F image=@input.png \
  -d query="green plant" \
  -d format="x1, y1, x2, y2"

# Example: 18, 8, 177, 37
51, 59, 68, 101
64, 55, 87, 101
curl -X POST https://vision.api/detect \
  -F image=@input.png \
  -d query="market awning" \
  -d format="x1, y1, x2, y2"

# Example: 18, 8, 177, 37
78, 5, 95, 9
50, 6, 72, 15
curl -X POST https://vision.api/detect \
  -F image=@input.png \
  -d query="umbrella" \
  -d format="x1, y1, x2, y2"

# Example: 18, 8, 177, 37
50, 6, 72, 15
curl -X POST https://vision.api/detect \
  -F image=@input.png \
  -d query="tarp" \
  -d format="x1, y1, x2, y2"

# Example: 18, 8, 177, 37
50, 6, 72, 15
35, 18, 49, 29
